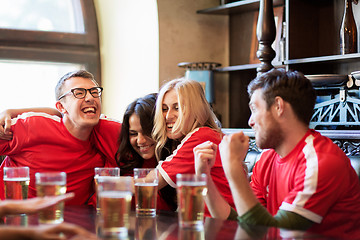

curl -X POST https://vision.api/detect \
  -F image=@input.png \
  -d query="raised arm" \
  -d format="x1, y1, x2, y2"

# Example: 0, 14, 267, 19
193, 141, 232, 220
219, 132, 258, 216
220, 132, 313, 230
0, 108, 61, 139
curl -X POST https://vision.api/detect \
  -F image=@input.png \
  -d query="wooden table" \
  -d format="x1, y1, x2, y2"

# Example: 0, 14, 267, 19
2, 205, 331, 239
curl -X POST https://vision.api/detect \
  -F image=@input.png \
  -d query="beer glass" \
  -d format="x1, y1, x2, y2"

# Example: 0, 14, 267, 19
133, 168, 159, 217
35, 172, 66, 224
94, 167, 120, 211
176, 173, 207, 229
3, 167, 30, 200
97, 176, 133, 238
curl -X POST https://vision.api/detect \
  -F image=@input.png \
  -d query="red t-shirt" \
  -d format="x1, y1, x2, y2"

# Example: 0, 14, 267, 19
0, 112, 119, 205
251, 129, 360, 238
158, 127, 235, 217
91, 116, 121, 168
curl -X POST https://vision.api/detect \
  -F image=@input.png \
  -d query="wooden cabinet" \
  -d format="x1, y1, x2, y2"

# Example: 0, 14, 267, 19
198, 0, 360, 128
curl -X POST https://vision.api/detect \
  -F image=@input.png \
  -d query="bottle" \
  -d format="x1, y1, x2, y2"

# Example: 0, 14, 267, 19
340, 0, 358, 54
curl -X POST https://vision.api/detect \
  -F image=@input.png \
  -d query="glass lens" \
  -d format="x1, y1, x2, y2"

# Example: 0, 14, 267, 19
90, 87, 101, 97
72, 88, 86, 99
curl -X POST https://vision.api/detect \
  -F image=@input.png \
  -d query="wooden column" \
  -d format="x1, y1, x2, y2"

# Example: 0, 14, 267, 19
256, 0, 276, 74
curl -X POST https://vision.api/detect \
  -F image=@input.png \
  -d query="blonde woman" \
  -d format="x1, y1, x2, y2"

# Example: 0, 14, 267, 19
153, 78, 235, 217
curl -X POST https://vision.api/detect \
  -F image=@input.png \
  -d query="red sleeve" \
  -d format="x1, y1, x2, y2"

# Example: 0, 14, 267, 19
91, 118, 121, 167
158, 128, 221, 188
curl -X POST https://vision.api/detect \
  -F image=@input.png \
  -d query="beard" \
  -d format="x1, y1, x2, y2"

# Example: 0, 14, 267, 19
255, 119, 283, 150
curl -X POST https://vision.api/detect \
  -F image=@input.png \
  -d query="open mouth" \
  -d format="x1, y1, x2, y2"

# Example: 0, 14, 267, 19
139, 144, 154, 153
82, 107, 96, 115
166, 123, 174, 131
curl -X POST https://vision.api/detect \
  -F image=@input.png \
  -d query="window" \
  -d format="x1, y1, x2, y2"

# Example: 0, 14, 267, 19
0, 0, 100, 109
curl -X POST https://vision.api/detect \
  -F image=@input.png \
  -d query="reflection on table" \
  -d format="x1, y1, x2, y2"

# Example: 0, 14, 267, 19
1, 205, 331, 240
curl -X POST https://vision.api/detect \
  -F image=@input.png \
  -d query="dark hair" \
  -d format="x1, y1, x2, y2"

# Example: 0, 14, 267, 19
55, 70, 98, 101
247, 68, 316, 125
115, 93, 157, 175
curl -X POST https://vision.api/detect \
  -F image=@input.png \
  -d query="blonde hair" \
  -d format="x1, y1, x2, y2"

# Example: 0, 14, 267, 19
152, 78, 220, 160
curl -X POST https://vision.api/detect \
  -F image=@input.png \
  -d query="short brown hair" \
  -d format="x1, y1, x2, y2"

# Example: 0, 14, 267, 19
248, 68, 316, 125
55, 70, 98, 100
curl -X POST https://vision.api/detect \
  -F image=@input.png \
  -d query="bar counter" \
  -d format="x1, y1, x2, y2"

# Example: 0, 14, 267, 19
2, 205, 332, 239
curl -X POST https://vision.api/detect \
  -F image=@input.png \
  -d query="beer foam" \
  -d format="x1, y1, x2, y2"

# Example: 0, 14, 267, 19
94, 176, 120, 179
99, 191, 132, 198
3, 177, 30, 181
134, 182, 158, 186
178, 182, 206, 186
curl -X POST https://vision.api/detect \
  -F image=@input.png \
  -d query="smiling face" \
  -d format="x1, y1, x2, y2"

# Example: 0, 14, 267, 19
248, 89, 282, 150
57, 77, 101, 136
162, 89, 183, 140
129, 114, 156, 160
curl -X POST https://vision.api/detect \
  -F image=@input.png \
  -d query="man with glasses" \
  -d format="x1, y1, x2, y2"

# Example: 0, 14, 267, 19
0, 70, 120, 205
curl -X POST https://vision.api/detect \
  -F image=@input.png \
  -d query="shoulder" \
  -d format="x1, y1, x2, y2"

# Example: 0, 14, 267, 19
187, 127, 222, 143
99, 115, 121, 124
305, 130, 347, 162
12, 112, 61, 125
96, 115, 121, 130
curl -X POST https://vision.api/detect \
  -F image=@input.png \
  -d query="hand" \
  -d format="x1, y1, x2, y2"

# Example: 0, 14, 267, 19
219, 132, 249, 179
0, 110, 13, 140
194, 141, 217, 175
1, 193, 75, 216
26, 222, 96, 240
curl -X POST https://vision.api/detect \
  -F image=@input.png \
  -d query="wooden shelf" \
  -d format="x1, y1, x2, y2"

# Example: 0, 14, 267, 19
286, 53, 360, 65
215, 62, 284, 72
197, 0, 284, 15
214, 54, 360, 72
215, 63, 259, 72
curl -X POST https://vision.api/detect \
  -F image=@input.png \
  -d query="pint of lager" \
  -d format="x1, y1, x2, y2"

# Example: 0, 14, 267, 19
3, 167, 30, 200
97, 176, 133, 239
176, 173, 207, 229
94, 167, 120, 212
133, 168, 159, 217
35, 172, 66, 224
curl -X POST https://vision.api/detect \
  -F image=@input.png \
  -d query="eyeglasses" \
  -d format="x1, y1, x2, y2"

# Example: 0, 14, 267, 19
58, 87, 103, 100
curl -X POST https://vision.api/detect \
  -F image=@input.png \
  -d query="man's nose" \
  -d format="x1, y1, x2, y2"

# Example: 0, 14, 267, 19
248, 115, 254, 128
84, 90, 95, 101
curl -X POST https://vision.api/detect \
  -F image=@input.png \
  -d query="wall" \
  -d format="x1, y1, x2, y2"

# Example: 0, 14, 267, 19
95, 0, 229, 126
157, 0, 230, 126
94, 0, 159, 121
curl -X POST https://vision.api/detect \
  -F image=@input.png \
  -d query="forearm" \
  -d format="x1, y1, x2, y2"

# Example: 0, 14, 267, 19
225, 165, 258, 217
5, 108, 61, 118
0, 227, 36, 240
0, 200, 11, 217
157, 172, 168, 189
238, 203, 313, 230
203, 175, 231, 220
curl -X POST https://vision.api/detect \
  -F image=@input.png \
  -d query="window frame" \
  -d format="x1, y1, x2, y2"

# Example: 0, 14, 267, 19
0, 0, 101, 83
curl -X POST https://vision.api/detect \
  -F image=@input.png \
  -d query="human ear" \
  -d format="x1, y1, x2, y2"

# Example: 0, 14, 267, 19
55, 101, 67, 114
273, 96, 285, 116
